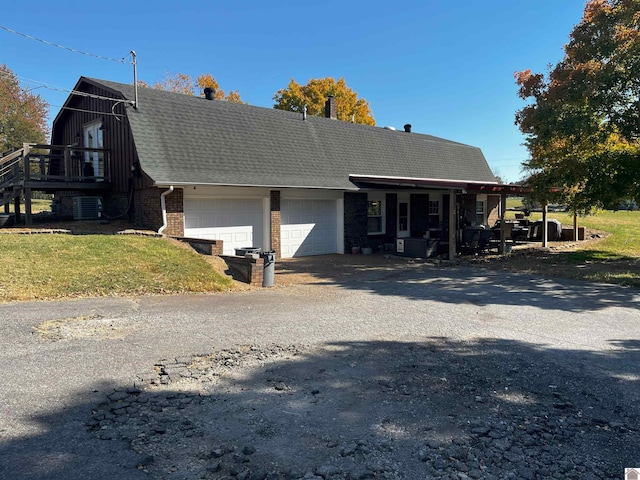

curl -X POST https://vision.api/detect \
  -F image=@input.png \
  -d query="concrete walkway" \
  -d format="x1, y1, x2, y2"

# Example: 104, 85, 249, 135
0, 262, 639, 479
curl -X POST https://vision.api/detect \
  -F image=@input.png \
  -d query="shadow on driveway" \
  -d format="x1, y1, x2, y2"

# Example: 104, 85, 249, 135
276, 254, 640, 313
1, 337, 638, 479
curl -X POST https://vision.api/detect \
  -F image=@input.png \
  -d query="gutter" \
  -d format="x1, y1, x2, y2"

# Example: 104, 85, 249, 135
157, 185, 174, 235
153, 181, 357, 191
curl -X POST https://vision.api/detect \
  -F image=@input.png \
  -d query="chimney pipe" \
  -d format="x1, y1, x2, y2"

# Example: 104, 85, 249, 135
325, 96, 337, 119
404, 124, 412, 133
204, 87, 215, 100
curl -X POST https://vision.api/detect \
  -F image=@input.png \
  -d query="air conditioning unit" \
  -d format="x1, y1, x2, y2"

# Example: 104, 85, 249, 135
73, 196, 102, 220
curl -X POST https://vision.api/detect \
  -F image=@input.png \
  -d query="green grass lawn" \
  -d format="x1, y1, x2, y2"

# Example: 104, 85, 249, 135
0, 234, 234, 302
498, 209, 640, 288
1, 208, 638, 302
526, 210, 640, 257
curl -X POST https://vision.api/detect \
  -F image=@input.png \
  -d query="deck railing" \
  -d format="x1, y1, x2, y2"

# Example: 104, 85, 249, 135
22, 144, 111, 183
0, 144, 111, 188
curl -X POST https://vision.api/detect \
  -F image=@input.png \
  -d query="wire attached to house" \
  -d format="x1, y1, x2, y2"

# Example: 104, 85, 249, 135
0, 25, 133, 64
48, 104, 126, 118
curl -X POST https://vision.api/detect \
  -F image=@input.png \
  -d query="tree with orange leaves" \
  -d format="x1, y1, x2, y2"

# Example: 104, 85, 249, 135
139, 72, 244, 103
273, 77, 375, 126
515, 0, 640, 211
0, 64, 49, 152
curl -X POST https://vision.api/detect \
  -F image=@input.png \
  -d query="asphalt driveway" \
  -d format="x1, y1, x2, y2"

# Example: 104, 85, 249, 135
0, 259, 639, 479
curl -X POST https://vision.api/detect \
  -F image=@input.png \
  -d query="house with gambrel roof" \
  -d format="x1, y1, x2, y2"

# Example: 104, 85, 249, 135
3, 77, 523, 258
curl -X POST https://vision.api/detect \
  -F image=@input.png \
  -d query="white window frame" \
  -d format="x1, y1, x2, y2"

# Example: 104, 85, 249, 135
83, 120, 104, 180
475, 194, 487, 225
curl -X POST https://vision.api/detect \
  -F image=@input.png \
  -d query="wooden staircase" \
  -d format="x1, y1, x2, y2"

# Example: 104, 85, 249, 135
0, 146, 25, 211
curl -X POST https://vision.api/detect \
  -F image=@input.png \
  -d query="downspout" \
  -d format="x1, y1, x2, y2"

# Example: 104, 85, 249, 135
158, 186, 174, 235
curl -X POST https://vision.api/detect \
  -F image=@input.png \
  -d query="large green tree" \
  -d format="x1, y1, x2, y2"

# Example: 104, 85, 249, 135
139, 72, 244, 103
273, 77, 375, 126
515, 0, 640, 212
0, 64, 49, 153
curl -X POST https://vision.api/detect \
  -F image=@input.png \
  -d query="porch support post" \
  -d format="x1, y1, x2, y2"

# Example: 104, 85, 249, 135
542, 202, 548, 248
500, 192, 507, 253
24, 187, 32, 226
262, 197, 271, 252
336, 197, 344, 254
64, 147, 71, 181
269, 190, 281, 259
13, 196, 20, 224
448, 189, 456, 260
23, 144, 30, 183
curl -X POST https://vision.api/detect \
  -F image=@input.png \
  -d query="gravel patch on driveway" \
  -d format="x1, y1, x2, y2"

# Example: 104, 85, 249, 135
88, 340, 637, 480
1, 258, 639, 479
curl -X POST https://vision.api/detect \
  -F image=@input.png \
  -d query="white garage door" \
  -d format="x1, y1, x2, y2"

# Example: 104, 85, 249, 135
281, 199, 338, 258
183, 197, 263, 255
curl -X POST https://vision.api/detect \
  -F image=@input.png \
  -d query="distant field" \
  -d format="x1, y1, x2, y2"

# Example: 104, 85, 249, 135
505, 197, 525, 210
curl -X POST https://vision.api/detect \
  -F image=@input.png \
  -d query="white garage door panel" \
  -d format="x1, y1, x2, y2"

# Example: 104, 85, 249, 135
281, 199, 337, 258
184, 198, 263, 255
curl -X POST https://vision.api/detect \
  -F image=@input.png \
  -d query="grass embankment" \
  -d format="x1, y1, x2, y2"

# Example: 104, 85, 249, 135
501, 206, 640, 288
0, 234, 234, 302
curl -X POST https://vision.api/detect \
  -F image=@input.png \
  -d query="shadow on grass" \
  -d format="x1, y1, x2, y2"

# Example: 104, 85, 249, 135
2, 338, 638, 479
565, 250, 633, 262
523, 249, 640, 288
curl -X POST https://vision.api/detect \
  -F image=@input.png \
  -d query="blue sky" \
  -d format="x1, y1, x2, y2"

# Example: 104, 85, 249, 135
2, 0, 587, 183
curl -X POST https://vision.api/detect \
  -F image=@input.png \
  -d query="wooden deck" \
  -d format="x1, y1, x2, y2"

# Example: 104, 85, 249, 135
1, 143, 111, 225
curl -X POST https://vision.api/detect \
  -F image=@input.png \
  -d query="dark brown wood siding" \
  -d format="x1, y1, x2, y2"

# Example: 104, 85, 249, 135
51, 83, 151, 194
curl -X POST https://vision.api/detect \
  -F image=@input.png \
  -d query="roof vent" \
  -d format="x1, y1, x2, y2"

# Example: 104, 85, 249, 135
404, 124, 412, 133
383, 126, 396, 130
204, 87, 215, 100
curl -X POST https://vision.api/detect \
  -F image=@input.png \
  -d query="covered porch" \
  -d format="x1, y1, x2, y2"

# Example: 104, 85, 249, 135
349, 175, 531, 259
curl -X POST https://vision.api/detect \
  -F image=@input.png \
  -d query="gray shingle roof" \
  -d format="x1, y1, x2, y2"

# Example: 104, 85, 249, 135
87, 78, 497, 189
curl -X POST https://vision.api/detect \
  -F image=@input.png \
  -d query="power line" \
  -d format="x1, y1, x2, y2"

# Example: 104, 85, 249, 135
0, 70, 70, 94
0, 70, 133, 105
0, 25, 132, 64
